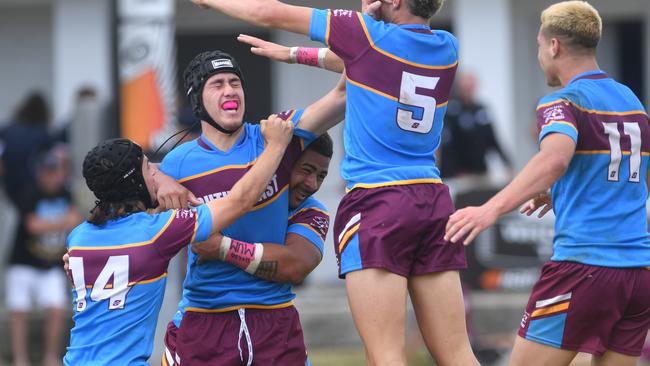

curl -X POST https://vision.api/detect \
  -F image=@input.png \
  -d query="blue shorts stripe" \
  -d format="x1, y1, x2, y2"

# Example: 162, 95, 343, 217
340, 233, 362, 276
525, 313, 567, 349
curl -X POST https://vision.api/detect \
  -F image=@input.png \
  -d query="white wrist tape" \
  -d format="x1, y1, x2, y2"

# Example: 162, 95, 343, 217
219, 235, 264, 275
245, 244, 264, 275
289, 47, 298, 64
317, 48, 328, 68
218, 235, 232, 261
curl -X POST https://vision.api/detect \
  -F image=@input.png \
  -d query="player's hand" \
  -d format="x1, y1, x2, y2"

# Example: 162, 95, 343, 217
192, 233, 224, 264
362, 0, 384, 20
154, 171, 201, 210
444, 205, 499, 245
520, 193, 552, 218
237, 34, 292, 64
62, 252, 73, 284
261, 114, 293, 148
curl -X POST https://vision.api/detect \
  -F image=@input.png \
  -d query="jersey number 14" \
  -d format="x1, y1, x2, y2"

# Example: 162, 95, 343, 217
69, 255, 131, 311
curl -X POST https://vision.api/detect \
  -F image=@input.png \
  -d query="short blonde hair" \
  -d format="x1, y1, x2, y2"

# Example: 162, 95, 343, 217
541, 1, 602, 51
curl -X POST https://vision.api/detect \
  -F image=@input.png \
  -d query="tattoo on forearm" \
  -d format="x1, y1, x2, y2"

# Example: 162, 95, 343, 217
255, 261, 278, 280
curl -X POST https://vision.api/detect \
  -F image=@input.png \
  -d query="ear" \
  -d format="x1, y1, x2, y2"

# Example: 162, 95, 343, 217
550, 37, 561, 58
392, 0, 401, 9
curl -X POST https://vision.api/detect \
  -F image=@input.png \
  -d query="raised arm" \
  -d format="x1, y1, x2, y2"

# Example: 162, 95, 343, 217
192, 0, 312, 35
295, 74, 347, 136
445, 133, 576, 245
237, 34, 344, 74
192, 232, 322, 285
206, 116, 293, 233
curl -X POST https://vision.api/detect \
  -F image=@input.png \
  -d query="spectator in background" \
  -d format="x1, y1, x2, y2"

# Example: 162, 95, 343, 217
53, 86, 98, 145
5, 146, 81, 366
440, 73, 513, 196
0, 92, 54, 207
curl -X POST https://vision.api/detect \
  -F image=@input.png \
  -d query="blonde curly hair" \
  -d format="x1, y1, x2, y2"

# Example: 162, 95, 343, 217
541, 1, 601, 51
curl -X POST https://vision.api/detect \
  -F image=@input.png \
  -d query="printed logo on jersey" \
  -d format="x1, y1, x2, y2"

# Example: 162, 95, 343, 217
333, 9, 353, 17
198, 190, 230, 204
259, 175, 279, 202
542, 103, 568, 125
520, 311, 530, 328
196, 175, 280, 206
312, 216, 330, 236
176, 209, 196, 219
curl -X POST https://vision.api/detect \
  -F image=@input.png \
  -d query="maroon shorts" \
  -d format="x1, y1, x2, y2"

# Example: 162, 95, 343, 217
333, 183, 466, 278
176, 306, 308, 365
518, 261, 650, 356
162, 321, 180, 366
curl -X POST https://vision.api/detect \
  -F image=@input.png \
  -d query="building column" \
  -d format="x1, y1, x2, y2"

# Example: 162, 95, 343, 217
452, 0, 520, 168
52, 0, 112, 124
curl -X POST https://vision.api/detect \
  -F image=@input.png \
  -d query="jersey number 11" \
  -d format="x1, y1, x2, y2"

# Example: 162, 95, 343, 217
603, 121, 641, 183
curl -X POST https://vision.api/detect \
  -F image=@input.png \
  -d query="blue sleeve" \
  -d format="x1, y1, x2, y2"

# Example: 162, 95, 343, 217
309, 9, 329, 45
536, 97, 579, 145
287, 199, 329, 255
295, 128, 317, 148
309, 8, 372, 61
193, 204, 213, 243
287, 224, 324, 255
278, 108, 317, 147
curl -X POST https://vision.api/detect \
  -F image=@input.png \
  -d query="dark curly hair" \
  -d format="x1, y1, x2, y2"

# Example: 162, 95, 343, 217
407, 0, 444, 19
306, 133, 333, 159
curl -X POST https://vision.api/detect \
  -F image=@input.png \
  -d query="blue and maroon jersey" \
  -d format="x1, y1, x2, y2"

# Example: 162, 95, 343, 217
160, 110, 316, 324
310, 9, 458, 190
288, 196, 329, 254
536, 70, 650, 267
64, 206, 212, 366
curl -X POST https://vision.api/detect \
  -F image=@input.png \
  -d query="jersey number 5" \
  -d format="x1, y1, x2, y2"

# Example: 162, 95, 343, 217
69, 255, 131, 311
396, 72, 440, 134
603, 122, 641, 182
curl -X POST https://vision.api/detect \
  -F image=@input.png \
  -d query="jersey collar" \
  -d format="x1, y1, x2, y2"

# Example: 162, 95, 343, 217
399, 24, 431, 31
198, 127, 247, 153
568, 70, 608, 84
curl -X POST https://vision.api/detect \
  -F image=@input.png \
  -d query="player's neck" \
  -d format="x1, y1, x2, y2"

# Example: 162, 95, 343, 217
391, 11, 429, 26
201, 122, 244, 152
558, 56, 600, 87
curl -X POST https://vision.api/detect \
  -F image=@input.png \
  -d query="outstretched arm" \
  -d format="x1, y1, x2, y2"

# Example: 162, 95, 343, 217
206, 116, 293, 233
192, 233, 322, 285
444, 133, 575, 245
238, 34, 344, 74
192, 0, 312, 35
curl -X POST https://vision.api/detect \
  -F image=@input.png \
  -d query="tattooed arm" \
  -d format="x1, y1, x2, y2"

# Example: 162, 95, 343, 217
192, 232, 322, 285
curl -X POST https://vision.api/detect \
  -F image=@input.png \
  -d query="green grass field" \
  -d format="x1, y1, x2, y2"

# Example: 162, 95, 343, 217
309, 348, 435, 366
308, 348, 649, 366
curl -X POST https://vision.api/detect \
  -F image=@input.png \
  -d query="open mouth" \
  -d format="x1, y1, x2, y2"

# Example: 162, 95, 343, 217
221, 100, 239, 112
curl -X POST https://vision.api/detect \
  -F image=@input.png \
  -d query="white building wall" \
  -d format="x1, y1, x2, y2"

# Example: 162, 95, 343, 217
0, 4, 53, 125
452, 0, 519, 169
52, 0, 112, 125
